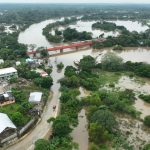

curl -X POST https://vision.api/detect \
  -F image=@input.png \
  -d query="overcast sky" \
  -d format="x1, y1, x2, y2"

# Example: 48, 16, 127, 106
0, 0, 150, 3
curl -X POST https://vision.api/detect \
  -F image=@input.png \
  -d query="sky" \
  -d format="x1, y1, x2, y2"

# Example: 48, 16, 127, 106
0, 0, 150, 3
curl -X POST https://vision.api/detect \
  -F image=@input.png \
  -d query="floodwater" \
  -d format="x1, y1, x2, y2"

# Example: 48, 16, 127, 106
17, 18, 150, 150
109, 20, 149, 32
117, 76, 150, 119
18, 18, 63, 48
71, 109, 89, 150
69, 20, 119, 38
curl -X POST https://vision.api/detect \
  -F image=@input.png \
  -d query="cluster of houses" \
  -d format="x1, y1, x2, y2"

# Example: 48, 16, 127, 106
0, 66, 44, 145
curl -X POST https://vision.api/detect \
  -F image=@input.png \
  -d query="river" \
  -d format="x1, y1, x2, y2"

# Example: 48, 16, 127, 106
16, 19, 150, 150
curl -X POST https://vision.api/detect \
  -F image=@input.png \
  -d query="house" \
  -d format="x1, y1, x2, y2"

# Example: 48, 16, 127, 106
29, 92, 43, 104
0, 91, 15, 106
35, 69, 48, 77
0, 67, 18, 81
0, 113, 16, 142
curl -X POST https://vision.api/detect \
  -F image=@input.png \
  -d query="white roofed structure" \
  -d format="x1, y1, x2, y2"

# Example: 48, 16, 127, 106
0, 113, 16, 134
29, 92, 43, 104
0, 67, 18, 81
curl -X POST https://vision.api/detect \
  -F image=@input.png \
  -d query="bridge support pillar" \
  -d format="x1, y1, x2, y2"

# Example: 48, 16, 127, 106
76, 46, 78, 51
60, 49, 63, 53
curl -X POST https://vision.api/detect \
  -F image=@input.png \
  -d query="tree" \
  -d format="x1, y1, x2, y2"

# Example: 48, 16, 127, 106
78, 56, 96, 72
35, 139, 50, 150
143, 144, 150, 150
89, 123, 110, 144
88, 143, 99, 150
10, 112, 26, 126
48, 115, 72, 137
144, 116, 150, 127
64, 66, 77, 77
34, 77, 53, 89
101, 52, 123, 71
91, 108, 118, 133
57, 62, 64, 70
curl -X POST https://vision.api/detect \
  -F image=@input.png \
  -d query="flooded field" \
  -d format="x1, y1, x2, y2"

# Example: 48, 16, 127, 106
116, 76, 150, 119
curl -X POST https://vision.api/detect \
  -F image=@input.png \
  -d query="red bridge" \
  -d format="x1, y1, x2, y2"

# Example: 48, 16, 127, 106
27, 38, 105, 56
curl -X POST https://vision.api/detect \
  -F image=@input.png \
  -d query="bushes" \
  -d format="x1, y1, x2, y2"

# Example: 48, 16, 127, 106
64, 66, 77, 77
139, 94, 150, 103
89, 123, 110, 144
49, 115, 72, 137
82, 93, 101, 106
60, 75, 80, 88
80, 77, 100, 91
90, 108, 118, 133
57, 62, 64, 70
143, 144, 150, 150
10, 112, 29, 126
34, 77, 53, 89
101, 52, 123, 71
144, 116, 150, 127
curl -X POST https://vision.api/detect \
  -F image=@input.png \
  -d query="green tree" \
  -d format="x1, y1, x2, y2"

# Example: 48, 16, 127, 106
88, 143, 99, 150
10, 112, 26, 126
89, 123, 110, 144
57, 62, 64, 70
34, 77, 53, 89
78, 55, 96, 72
64, 66, 77, 77
101, 52, 123, 71
48, 115, 72, 137
91, 108, 117, 133
144, 116, 150, 127
35, 139, 50, 150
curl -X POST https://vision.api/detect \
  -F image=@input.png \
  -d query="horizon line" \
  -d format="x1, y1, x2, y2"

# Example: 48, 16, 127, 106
0, 2, 150, 4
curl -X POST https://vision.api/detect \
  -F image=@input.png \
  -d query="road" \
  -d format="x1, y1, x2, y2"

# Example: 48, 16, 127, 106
6, 65, 61, 150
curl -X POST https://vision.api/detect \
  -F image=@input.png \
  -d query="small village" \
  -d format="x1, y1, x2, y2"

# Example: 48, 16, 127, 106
0, 56, 52, 147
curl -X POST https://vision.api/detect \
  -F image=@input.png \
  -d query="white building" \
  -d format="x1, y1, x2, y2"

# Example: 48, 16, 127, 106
29, 92, 43, 104
0, 113, 16, 136
0, 67, 18, 81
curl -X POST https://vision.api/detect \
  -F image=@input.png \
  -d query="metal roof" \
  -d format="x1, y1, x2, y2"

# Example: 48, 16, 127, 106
0, 67, 17, 76
29, 92, 43, 104
0, 113, 16, 134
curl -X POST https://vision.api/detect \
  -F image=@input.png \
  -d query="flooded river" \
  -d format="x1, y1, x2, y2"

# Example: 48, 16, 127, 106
17, 19, 150, 150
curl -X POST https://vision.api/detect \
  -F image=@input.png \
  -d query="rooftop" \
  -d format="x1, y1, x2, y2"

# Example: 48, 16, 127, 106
0, 67, 17, 76
0, 113, 16, 134
29, 92, 43, 104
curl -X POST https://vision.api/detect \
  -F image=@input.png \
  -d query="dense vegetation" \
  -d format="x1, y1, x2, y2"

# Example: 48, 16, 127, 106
43, 17, 92, 43
0, 32, 27, 61
92, 21, 126, 32
93, 27, 150, 49
139, 94, 150, 103
63, 28, 92, 42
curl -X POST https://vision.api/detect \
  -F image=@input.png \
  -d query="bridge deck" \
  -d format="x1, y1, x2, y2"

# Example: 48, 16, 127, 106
27, 38, 105, 55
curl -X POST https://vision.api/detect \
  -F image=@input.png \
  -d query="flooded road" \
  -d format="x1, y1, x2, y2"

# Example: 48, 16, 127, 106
71, 109, 89, 150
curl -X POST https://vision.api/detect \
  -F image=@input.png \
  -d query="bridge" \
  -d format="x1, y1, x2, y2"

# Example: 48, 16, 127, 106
27, 38, 105, 56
